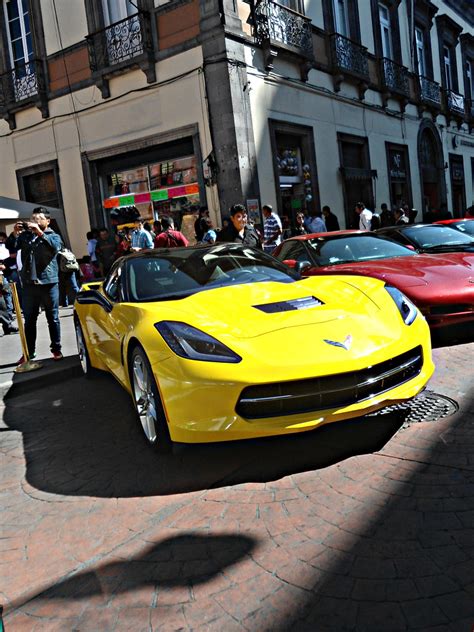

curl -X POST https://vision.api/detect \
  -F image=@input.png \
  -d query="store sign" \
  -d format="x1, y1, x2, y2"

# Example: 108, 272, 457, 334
104, 183, 199, 208
389, 150, 406, 180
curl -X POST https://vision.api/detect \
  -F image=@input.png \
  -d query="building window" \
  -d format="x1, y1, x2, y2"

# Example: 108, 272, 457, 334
101, 0, 136, 25
278, 0, 304, 13
379, 3, 393, 59
415, 27, 426, 76
466, 59, 473, 99
3, 0, 33, 69
333, 0, 350, 37
443, 45, 453, 90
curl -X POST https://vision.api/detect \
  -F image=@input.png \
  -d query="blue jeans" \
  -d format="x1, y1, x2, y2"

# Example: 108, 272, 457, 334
59, 271, 80, 307
23, 283, 61, 354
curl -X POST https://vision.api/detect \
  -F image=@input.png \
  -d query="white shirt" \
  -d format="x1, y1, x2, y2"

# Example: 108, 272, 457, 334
359, 209, 373, 231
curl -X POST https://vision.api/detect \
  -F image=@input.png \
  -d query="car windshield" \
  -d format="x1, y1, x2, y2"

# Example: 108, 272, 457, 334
403, 225, 474, 248
127, 245, 298, 301
449, 221, 474, 236
305, 235, 415, 266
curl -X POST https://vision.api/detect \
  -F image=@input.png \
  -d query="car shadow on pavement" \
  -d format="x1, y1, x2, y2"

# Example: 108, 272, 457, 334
3, 372, 409, 498
14, 533, 257, 619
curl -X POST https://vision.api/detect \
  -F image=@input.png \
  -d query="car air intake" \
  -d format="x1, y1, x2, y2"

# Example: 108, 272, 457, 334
254, 296, 324, 313
236, 346, 423, 419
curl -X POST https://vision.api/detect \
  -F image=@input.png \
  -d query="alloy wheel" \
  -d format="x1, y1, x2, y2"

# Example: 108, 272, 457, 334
132, 354, 158, 444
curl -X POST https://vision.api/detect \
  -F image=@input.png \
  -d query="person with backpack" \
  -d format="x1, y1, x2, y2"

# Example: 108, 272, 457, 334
154, 217, 189, 248
58, 246, 80, 307
17, 207, 63, 363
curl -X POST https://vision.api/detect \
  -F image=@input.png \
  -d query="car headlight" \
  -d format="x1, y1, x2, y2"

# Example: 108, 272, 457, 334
155, 321, 242, 363
385, 285, 418, 325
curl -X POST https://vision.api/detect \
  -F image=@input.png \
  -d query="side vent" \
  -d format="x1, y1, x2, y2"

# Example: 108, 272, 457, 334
254, 296, 324, 313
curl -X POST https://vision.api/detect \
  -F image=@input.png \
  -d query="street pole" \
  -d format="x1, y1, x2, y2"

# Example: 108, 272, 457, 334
11, 282, 43, 373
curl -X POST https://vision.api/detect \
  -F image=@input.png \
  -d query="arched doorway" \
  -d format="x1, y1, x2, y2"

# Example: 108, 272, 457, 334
417, 122, 447, 219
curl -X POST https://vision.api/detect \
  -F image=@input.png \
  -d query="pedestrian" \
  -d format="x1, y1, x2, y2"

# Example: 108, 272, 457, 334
0, 232, 9, 260
5, 221, 25, 254
86, 229, 99, 273
79, 256, 96, 283
355, 202, 373, 231
307, 211, 327, 234
262, 204, 283, 253
201, 218, 217, 244
153, 220, 162, 238
0, 265, 18, 335
322, 206, 340, 232
194, 207, 210, 243
394, 208, 409, 225
154, 216, 189, 248
95, 227, 117, 277
380, 203, 393, 227
59, 266, 80, 308
17, 207, 63, 362
216, 204, 262, 248
130, 217, 154, 252
291, 212, 308, 237
116, 228, 132, 258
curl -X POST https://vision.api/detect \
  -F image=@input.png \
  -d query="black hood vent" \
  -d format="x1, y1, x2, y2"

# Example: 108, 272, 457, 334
254, 296, 324, 314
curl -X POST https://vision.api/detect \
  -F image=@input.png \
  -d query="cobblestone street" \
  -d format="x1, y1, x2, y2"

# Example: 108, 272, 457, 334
1, 315, 473, 631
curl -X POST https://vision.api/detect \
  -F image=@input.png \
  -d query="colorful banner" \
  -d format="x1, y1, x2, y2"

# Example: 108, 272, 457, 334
104, 183, 200, 208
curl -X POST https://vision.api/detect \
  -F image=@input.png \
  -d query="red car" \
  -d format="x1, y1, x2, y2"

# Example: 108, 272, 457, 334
273, 231, 474, 329
434, 218, 474, 237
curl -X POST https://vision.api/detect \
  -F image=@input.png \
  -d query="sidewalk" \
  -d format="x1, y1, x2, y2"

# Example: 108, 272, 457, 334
0, 307, 81, 398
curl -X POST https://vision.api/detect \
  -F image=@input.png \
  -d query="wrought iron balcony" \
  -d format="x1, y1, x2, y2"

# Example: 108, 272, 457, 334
445, 89, 465, 116
0, 58, 48, 128
380, 57, 410, 97
418, 75, 441, 108
254, 0, 314, 60
86, 11, 155, 97
329, 33, 369, 80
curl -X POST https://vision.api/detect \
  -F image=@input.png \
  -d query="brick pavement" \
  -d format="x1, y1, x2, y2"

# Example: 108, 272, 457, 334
1, 327, 473, 631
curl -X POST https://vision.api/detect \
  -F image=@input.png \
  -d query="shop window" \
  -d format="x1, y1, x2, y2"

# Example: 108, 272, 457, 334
102, 155, 200, 231
385, 143, 412, 212
269, 121, 319, 238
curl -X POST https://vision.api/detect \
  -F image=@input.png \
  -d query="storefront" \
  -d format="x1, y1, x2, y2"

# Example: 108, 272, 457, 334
449, 154, 466, 218
269, 120, 319, 234
386, 143, 413, 212
81, 127, 205, 240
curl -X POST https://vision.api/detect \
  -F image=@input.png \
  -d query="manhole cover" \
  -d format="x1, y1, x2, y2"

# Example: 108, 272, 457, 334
370, 390, 459, 427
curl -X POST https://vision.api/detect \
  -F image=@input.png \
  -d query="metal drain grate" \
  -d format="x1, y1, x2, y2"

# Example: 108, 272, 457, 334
369, 390, 459, 427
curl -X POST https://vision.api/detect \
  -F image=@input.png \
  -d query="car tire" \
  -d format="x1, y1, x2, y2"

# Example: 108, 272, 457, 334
74, 316, 96, 378
130, 346, 173, 454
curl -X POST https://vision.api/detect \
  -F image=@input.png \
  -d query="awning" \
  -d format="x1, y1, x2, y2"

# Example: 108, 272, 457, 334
0, 196, 69, 246
339, 167, 378, 180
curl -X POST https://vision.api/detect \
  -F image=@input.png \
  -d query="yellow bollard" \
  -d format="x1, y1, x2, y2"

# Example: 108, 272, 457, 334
11, 282, 43, 373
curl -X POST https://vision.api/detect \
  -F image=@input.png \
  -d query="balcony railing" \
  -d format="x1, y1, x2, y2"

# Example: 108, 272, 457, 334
380, 57, 410, 97
86, 11, 153, 74
445, 89, 465, 116
329, 33, 369, 80
418, 75, 441, 108
0, 58, 45, 108
254, 0, 313, 59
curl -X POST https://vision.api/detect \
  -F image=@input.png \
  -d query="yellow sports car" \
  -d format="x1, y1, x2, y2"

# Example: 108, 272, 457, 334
74, 244, 434, 452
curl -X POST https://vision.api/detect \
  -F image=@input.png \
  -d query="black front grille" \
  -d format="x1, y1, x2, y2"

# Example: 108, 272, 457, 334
236, 346, 423, 419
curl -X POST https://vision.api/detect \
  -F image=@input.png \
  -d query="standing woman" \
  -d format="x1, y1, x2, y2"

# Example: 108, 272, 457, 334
291, 212, 309, 237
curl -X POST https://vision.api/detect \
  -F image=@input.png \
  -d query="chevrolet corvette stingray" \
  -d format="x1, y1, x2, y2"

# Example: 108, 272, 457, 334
74, 244, 433, 452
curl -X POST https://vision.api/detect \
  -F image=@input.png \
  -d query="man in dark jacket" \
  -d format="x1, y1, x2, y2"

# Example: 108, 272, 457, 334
18, 208, 63, 363
322, 205, 340, 232
216, 204, 262, 249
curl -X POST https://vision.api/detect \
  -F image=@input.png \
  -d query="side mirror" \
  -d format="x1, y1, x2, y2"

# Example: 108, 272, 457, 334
76, 289, 112, 313
295, 260, 312, 274
283, 259, 297, 268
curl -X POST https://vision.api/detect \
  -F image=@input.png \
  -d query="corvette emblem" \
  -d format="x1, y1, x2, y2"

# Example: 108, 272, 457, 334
324, 335, 353, 351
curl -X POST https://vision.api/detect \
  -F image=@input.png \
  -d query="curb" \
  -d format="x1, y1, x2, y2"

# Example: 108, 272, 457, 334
2, 356, 83, 400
